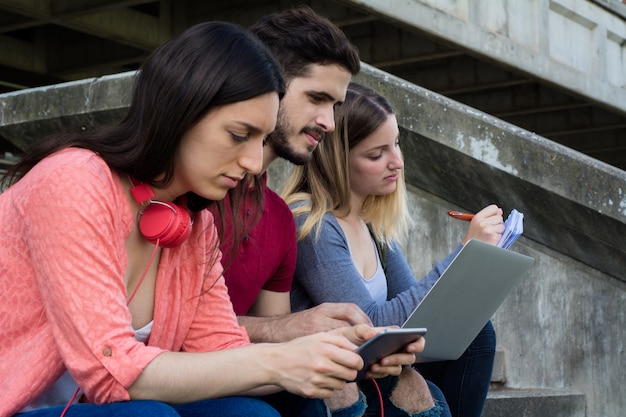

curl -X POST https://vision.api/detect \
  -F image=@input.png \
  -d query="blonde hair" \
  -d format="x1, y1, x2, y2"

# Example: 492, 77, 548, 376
281, 82, 412, 248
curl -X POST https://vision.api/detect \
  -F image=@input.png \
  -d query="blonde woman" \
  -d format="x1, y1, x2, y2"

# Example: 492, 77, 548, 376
282, 82, 504, 417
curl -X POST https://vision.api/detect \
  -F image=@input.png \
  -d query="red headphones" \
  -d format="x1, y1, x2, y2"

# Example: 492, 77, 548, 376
129, 178, 192, 248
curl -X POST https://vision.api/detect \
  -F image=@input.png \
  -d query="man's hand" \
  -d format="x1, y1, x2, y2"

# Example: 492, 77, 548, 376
283, 303, 372, 337
241, 302, 371, 343
330, 324, 424, 380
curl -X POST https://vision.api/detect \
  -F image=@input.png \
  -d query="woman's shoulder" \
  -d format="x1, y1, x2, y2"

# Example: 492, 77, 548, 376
288, 199, 308, 211
47, 147, 99, 162
289, 200, 337, 225
35, 148, 109, 178
21, 148, 124, 213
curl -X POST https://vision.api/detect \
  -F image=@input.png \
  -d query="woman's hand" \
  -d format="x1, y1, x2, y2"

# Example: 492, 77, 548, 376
461, 204, 504, 245
264, 324, 424, 397
130, 324, 424, 403
264, 328, 364, 398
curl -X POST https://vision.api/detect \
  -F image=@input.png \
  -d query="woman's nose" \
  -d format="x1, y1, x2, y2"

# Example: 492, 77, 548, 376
390, 149, 404, 170
239, 141, 264, 175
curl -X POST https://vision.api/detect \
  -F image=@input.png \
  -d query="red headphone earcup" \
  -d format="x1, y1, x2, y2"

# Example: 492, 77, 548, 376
138, 202, 192, 248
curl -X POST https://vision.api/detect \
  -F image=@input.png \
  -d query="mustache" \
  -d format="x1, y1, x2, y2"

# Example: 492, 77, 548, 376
302, 126, 326, 141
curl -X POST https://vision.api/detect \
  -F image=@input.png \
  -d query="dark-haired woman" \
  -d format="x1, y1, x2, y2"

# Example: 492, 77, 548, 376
0, 24, 420, 417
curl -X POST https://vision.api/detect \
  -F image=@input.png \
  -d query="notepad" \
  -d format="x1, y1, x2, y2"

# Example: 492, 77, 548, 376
497, 209, 524, 249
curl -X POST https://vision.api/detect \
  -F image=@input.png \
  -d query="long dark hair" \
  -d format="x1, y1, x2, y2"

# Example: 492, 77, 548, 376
2, 21, 285, 213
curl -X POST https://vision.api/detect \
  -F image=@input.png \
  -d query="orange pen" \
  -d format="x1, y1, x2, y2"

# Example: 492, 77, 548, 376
447, 211, 475, 221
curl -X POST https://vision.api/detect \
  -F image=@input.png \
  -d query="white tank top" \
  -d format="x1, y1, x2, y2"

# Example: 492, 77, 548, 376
360, 239, 388, 305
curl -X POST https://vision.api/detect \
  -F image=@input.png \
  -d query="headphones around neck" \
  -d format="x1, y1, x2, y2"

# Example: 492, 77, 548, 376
129, 178, 192, 248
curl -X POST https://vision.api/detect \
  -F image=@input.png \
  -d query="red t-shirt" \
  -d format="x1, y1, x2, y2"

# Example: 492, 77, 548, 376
211, 173, 296, 315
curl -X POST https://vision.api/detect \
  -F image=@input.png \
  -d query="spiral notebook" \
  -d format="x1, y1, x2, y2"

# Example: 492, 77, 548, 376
402, 239, 534, 362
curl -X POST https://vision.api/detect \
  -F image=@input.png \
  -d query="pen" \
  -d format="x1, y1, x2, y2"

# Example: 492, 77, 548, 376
447, 211, 474, 221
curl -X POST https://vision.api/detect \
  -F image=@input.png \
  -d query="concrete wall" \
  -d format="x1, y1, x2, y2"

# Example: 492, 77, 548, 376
1, 64, 625, 416
270, 65, 626, 416
342, 0, 626, 116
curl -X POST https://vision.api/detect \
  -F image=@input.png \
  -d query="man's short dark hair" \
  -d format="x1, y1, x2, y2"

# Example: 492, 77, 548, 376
250, 6, 360, 81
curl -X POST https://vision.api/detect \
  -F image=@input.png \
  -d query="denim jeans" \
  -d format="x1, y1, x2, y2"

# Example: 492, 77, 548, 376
359, 377, 450, 417
414, 321, 496, 417
15, 397, 280, 417
262, 379, 449, 417
261, 391, 333, 417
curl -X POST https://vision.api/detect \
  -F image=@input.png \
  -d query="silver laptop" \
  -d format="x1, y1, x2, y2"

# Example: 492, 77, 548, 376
402, 239, 534, 362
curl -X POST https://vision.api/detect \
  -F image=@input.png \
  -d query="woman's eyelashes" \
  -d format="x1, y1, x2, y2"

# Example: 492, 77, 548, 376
230, 132, 248, 143
231, 130, 269, 145
369, 152, 384, 161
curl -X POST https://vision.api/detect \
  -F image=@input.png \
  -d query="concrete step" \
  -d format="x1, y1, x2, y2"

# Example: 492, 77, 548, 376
482, 348, 586, 416
482, 388, 586, 417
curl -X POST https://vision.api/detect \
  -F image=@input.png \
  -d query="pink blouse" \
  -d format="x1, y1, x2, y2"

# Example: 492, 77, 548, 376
0, 148, 249, 416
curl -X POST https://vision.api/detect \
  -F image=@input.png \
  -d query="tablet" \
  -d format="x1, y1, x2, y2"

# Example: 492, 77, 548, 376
353, 327, 427, 381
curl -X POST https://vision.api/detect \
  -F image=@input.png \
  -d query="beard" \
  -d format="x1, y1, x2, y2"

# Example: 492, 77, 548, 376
267, 111, 323, 166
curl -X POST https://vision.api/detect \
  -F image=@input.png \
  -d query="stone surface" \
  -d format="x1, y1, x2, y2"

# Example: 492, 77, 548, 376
483, 388, 586, 417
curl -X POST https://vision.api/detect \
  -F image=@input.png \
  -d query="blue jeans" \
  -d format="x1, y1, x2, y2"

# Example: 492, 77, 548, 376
15, 397, 280, 417
262, 378, 450, 417
359, 377, 450, 417
414, 321, 496, 417
261, 391, 332, 417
